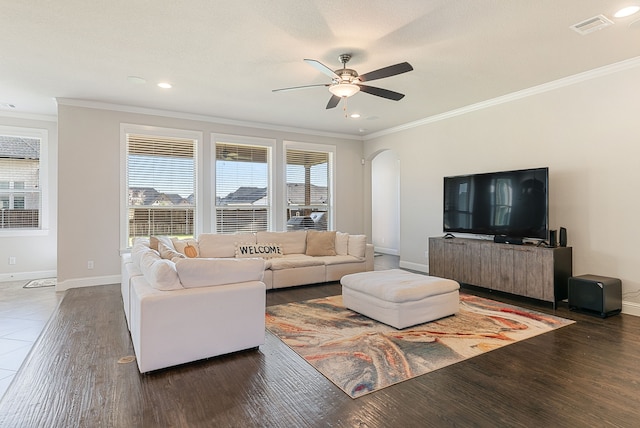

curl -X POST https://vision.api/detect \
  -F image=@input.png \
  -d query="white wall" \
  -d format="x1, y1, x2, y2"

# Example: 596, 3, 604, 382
371, 149, 400, 255
0, 116, 57, 281
364, 63, 640, 315
56, 103, 366, 289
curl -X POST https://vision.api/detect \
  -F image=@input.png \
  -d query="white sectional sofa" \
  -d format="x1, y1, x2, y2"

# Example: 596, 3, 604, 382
120, 230, 373, 372
196, 230, 374, 289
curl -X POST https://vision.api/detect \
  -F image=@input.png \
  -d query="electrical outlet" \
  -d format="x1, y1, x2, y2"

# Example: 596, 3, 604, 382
9, 256, 16, 265
87, 260, 94, 269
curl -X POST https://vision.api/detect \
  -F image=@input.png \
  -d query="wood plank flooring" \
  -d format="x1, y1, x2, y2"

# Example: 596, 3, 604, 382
1, 273, 640, 427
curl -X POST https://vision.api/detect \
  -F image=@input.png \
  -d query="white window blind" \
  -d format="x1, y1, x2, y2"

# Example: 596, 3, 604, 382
215, 142, 270, 234
0, 135, 41, 229
126, 134, 196, 245
285, 148, 330, 231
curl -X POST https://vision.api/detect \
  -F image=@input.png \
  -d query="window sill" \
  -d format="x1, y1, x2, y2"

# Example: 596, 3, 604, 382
0, 229, 50, 238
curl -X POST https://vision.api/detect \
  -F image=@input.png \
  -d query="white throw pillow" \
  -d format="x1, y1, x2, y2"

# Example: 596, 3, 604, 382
348, 234, 367, 258
131, 241, 156, 267
171, 238, 200, 258
140, 252, 182, 291
175, 258, 265, 288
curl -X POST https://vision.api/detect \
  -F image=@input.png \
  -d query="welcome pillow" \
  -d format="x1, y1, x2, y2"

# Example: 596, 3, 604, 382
235, 243, 283, 259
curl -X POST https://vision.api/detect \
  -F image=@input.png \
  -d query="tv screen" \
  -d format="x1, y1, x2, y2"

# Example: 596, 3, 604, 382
443, 167, 549, 240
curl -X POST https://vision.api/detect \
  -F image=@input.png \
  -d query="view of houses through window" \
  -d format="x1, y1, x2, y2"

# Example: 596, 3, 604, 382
285, 148, 330, 231
215, 142, 270, 234
0, 134, 41, 229
126, 133, 196, 245
124, 129, 333, 245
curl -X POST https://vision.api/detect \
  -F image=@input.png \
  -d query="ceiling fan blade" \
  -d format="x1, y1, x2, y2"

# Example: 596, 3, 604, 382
304, 59, 340, 79
358, 84, 405, 101
358, 62, 413, 82
272, 83, 329, 93
326, 95, 341, 109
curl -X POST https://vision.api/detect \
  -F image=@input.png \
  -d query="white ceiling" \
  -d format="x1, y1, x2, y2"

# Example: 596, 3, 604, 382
2, 1, 640, 136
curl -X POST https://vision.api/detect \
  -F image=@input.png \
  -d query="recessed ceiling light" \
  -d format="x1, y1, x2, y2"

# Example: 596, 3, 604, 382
157, 82, 172, 89
614, 6, 640, 18
350, 113, 361, 118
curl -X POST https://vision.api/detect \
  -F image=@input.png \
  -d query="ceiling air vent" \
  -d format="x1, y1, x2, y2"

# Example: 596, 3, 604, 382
570, 15, 614, 35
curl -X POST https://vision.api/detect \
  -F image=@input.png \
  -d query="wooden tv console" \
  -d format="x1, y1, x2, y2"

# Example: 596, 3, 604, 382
428, 237, 572, 306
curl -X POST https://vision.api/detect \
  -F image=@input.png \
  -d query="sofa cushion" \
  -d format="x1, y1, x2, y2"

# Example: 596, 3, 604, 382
235, 243, 283, 259
335, 232, 349, 256
267, 254, 325, 270
198, 233, 256, 258
314, 255, 362, 265
175, 258, 265, 288
140, 251, 183, 291
348, 234, 367, 258
172, 238, 200, 258
305, 230, 336, 256
256, 231, 307, 255
158, 242, 186, 261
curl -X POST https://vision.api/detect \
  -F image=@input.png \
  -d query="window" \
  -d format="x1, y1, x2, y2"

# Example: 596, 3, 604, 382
124, 130, 198, 246
214, 136, 272, 234
0, 130, 45, 231
285, 143, 334, 231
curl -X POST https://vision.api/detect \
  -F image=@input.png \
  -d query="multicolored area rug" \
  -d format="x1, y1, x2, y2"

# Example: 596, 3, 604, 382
266, 294, 574, 398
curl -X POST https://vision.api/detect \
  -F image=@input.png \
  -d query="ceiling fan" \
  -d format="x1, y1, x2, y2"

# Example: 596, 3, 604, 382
273, 54, 413, 109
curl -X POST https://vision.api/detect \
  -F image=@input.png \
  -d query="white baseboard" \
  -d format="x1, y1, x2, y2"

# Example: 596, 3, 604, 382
0, 270, 57, 283
373, 246, 399, 256
56, 274, 121, 291
622, 300, 640, 317
399, 260, 428, 273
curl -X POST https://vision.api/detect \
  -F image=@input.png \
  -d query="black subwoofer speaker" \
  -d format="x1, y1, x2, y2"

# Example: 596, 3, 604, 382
568, 274, 622, 318
559, 227, 567, 247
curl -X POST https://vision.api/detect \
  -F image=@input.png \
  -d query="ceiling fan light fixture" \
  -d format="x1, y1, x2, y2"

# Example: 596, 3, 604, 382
328, 83, 360, 98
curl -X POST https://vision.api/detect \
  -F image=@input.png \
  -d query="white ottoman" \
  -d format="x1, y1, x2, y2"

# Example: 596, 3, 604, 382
341, 269, 460, 329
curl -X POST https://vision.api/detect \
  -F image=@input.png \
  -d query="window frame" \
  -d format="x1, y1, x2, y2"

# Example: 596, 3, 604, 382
211, 133, 275, 234
283, 141, 335, 232
0, 125, 49, 236
120, 124, 203, 250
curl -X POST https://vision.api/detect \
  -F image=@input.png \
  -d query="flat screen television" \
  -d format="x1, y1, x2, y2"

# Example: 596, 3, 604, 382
443, 167, 549, 240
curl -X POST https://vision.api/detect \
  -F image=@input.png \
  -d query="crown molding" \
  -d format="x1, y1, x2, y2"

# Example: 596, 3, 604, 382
55, 98, 362, 141
364, 55, 640, 140
0, 110, 57, 123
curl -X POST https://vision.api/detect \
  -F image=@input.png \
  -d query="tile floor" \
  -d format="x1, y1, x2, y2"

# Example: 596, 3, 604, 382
0, 280, 62, 400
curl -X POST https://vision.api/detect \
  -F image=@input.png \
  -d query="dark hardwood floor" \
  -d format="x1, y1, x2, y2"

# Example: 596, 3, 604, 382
1, 257, 640, 427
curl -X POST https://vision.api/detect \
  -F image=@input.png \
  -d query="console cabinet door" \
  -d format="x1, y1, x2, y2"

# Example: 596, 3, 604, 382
490, 245, 514, 294
428, 238, 446, 278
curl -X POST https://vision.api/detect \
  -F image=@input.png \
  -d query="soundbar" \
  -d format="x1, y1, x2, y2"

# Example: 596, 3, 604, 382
493, 235, 524, 245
